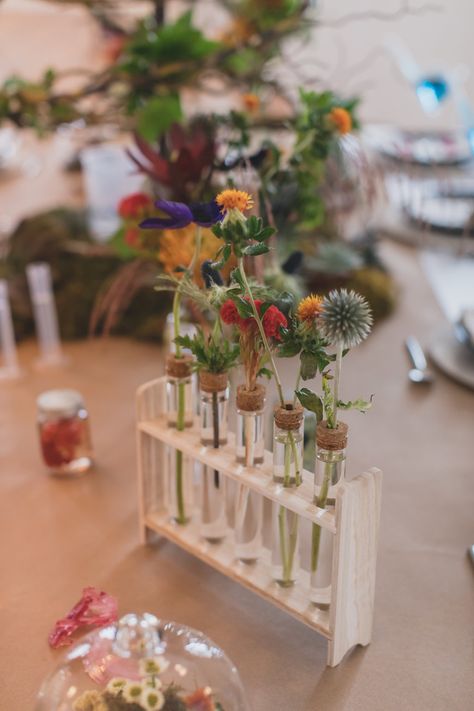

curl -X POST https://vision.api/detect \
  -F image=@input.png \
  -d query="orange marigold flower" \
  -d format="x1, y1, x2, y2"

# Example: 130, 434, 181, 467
297, 294, 324, 322
216, 189, 254, 214
242, 93, 260, 113
328, 107, 352, 135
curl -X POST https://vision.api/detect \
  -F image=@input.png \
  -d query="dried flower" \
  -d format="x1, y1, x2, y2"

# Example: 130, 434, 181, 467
118, 193, 152, 219
296, 294, 324, 323
320, 289, 372, 348
262, 304, 287, 340
185, 686, 216, 711
328, 107, 352, 135
141, 688, 165, 710
73, 690, 108, 711
122, 681, 144, 704
139, 656, 169, 676
106, 678, 128, 695
216, 189, 253, 214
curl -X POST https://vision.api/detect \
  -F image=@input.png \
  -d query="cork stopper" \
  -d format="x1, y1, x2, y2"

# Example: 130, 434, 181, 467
236, 383, 266, 412
199, 370, 229, 393
166, 354, 193, 379
274, 402, 304, 431
316, 420, 348, 450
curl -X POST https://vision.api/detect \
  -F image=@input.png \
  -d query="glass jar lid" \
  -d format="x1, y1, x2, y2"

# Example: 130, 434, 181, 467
35, 613, 250, 711
37, 389, 85, 419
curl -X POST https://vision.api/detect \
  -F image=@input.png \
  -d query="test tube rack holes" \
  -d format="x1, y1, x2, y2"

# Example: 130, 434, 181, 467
136, 377, 383, 667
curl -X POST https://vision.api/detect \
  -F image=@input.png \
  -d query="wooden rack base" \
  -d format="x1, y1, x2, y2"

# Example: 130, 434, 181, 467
136, 377, 383, 667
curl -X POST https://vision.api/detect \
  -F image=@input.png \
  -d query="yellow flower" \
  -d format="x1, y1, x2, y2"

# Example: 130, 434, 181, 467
242, 93, 260, 113
328, 107, 352, 135
297, 294, 324, 322
216, 189, 254, 214
158, 225, 235, 284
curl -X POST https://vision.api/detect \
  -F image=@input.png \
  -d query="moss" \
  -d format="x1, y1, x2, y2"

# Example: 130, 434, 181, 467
4, 208, 170, 341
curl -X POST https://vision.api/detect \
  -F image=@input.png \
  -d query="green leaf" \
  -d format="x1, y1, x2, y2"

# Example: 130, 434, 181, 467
253, 226, 275, 242
277, 340, 301, 358
230, 267, 245, 290
258, 367, 273, 380
136, 94, 182, 141
296, 388, 323, 422
337, 395, 374, 413
212, 244, 231, 269
243, 243, 269, 257
233, 296, 253, 319
300, 350, 319, 380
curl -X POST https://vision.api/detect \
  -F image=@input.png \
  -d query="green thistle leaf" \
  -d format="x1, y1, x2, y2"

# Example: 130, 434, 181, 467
296, 388, 323, 422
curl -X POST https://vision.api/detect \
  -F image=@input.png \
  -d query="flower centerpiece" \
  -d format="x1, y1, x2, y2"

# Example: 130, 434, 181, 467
294, 288, 373, 604
140, 199, 222, 526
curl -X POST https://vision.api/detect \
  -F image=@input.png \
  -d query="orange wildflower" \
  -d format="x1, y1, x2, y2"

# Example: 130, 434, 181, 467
328, 107, 352, 135
242, 93, 260, 113
216, 189, 254, 214
296, 294, 324, 323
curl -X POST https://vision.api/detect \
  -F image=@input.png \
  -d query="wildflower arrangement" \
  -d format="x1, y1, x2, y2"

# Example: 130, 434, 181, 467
73, 656, 225, 711
137, 186, 374, 593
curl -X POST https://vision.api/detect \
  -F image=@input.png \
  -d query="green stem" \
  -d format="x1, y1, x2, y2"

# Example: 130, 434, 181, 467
238, 258, 284, 406
278, 505, 288, 578
311, 461, 332, 573
173, 225, 202, 523
283, 438, 292, 487
289, 431, 301, 486
329, 343, 343, 429
173, 289, 182, 358
293, 365, 302, 407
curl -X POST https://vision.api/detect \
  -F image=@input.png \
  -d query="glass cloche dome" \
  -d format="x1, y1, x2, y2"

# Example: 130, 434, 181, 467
35, 613, 250, 711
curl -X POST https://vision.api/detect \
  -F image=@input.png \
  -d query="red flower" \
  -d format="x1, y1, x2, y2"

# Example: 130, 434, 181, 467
262, 305, 287, 340
220, 299, 240, 325
118, 192, 152, 219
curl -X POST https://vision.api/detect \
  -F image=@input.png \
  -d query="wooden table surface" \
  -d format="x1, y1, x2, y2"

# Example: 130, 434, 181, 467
1, 240, 473, 710
0, 5, 473, 709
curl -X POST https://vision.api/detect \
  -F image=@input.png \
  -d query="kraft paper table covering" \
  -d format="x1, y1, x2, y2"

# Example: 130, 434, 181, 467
1, 238, 473, 711
0, 7, 473, 709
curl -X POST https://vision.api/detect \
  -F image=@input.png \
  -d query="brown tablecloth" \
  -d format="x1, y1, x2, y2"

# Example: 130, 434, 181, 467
1, 239, 473, 710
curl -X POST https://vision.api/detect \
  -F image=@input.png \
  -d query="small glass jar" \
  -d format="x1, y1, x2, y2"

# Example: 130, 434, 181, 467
166, 354, 193, 429
37, 389, 93, 475
234, 384, 266, 562
235, 384, 265, 466
199, 371, 229, 542
199, 371, 229, 446
310, 420, 348, 606
271, 404, 304, 587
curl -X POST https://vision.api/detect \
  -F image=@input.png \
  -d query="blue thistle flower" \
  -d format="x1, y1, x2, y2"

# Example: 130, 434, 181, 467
320, 289, 372, 348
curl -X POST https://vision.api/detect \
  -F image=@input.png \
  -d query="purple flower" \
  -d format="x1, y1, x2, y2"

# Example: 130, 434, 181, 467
139, 199, 222, 230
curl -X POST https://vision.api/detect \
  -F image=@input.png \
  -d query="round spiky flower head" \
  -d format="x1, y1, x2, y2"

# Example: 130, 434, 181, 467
320, 289, 372, 348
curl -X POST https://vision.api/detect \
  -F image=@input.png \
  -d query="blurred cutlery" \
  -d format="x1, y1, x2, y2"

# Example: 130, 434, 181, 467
405, 336, 434, 384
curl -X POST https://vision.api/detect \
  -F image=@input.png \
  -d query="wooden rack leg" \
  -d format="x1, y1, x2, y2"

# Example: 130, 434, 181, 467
136, 379, 167, 544
327, 468, 383, 666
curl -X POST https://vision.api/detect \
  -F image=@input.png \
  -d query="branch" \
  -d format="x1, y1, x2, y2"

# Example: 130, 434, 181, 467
319, 1, 441, 28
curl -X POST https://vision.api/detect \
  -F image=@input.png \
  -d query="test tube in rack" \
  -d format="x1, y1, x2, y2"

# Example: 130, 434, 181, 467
26, 262, 67, 367
0, 279, 21, 380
